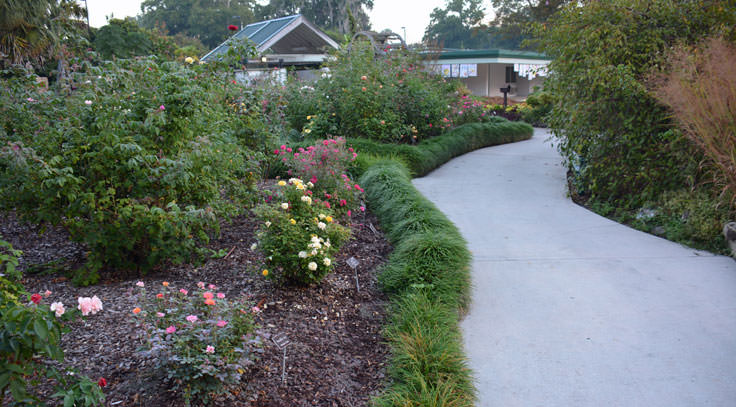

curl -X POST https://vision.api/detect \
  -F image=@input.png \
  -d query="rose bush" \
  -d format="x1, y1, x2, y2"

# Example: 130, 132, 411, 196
132, 281, 261, 405
274, 138, 365, 222
1, 247, 106, 406
254, 177, 350, 285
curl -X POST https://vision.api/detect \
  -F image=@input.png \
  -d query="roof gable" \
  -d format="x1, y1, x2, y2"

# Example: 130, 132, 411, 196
202, 14, 339, 62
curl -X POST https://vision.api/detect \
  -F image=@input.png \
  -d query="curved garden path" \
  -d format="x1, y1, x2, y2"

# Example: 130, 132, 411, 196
412, 128, 736, 406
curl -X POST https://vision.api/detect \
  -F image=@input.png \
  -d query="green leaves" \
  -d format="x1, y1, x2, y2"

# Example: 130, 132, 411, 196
0, 58, 263, 284
532, 0, 734, 206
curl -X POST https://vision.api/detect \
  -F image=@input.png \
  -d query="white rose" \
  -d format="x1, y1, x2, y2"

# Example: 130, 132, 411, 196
250, 243, 257, 251
298, 251, 307, 258
308, 262, 318, 271
323, 258, 331, 266
265, 221, 271, 227
317, 222, 326, 230
281, 203, 289, 210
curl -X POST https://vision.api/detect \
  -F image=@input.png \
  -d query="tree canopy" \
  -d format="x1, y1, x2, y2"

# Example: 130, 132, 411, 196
138, 0, 257, 48
255, 0, 373, 35
0, 0, 87, 67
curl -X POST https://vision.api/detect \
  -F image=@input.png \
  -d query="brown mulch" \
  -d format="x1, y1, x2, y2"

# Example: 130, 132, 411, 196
2, 204, 392, 406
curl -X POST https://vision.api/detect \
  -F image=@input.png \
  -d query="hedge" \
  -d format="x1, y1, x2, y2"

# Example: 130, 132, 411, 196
354, 119, 533, 406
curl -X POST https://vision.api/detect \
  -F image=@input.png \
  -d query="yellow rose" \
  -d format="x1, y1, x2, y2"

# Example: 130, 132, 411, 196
290, 218, 296, 225
262, 269, 269, 276
184, 56, 194, 64
278, 180, 286, 186
325, 216, 333, 223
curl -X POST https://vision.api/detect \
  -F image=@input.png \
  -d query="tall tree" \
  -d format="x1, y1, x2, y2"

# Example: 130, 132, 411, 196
255, 0, 373, 34
139, 0, 256, 48
489, 0, 570, 49
0, 0, 87, 68
423, 0, 486, 48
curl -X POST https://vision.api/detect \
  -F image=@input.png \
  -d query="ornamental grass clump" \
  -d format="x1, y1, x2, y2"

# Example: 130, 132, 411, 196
132, 281, 260, 405
254, 177, 350, 285
274, 138, 365, 221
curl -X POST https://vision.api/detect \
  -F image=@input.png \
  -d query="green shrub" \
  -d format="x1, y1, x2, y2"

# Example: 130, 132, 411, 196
275, 138, 365, 221
532, 0, 735, 207
0, 59, 266, 284
520, 90, 554, 127
132, 281, 260, 405
254, 178, 350, 285
1, 259, 106, 407
282, 41, 456, 143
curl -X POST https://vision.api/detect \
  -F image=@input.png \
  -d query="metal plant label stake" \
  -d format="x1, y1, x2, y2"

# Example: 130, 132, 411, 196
272, 333, 291, 384
347, 256, 360, 292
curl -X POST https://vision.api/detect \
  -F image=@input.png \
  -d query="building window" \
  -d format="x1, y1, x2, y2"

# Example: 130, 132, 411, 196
505, 66, 517, 83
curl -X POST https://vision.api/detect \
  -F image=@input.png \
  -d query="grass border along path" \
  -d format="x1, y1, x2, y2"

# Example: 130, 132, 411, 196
352, 119, 533, 406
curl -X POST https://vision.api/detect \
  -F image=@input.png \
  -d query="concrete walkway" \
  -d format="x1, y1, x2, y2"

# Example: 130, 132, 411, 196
412, 128, 736, 407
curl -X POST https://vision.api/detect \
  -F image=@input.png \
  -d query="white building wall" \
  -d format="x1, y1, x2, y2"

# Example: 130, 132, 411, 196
462, 63, 489, 95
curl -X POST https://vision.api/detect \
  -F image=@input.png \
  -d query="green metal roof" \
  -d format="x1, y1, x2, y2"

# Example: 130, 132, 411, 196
436, 49, 549, 61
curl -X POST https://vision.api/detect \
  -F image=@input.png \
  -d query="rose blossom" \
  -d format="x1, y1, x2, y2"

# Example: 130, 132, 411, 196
50, 302, 65, 317
216, 320, 228, 327
166, 325, 176, 334
186, 315, 198, 323
217, 293, 225, 299
30, 293, 42, 304
205, 345, 215, 354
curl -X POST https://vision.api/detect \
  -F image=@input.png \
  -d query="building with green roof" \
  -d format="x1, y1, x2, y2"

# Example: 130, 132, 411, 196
425, 48, 551, 98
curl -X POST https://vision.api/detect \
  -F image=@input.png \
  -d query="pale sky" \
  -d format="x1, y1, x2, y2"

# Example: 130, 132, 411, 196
86, 0, 493, 45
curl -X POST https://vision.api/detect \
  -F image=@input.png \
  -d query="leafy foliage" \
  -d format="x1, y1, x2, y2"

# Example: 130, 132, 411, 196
532, 0, 736, 207
1, 264, 105, 406
255, 178, 350, 285
139, 0, 258, 48
275, 138, 364, 221
0, 0, 88, 68
133, 281, 260, 405
283, 41, 456, 143
256, 0, 373, 34
423, 0, 486, 48
0, 59, 265, 284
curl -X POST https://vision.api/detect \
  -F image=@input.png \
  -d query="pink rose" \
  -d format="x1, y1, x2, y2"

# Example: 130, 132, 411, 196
205, 345, 215, 354
203, 292, 214, 300
197, 282, 205, 289
179, 289, 188, 295
186, 315, 198, 323
166, 325, 176, 334
136, 281, 144, 287
50, 302, 65, 317
44, 290, 52, 297
217, 293, 225, 299
216, 320, 228, 327
156, 312, 165, 317
208, 284, 216, 290
159, 105, 165, 111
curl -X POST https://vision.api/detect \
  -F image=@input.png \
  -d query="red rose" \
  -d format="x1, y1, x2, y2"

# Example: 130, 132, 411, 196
98, 377, 107, 387
30, 293, 42, 304
228, 24, 238, 31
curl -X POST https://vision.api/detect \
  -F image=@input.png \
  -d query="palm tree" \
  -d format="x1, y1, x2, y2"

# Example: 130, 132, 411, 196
0, 0, 87, 68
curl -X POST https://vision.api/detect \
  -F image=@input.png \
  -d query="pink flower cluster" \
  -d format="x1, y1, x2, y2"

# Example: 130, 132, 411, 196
77, 296, 103, 316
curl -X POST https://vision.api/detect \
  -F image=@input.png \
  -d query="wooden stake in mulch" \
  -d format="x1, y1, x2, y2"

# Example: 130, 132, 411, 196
272, 333, 291, 384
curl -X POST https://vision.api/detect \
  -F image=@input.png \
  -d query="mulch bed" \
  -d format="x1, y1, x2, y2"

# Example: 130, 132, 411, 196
2, 203, 392, 406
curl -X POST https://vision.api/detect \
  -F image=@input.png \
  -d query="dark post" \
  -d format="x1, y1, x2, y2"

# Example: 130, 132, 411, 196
500, 85, 511, 108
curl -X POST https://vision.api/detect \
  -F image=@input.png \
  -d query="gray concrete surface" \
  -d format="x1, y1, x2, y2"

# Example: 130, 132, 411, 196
412, 128, 736, 407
